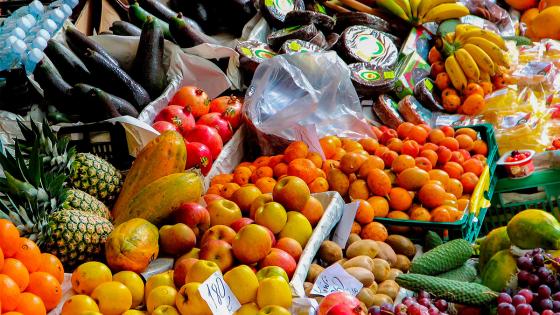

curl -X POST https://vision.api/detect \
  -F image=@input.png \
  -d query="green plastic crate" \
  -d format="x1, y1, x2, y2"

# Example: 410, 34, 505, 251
480, 168, 560, 236
375, 124, 499, 243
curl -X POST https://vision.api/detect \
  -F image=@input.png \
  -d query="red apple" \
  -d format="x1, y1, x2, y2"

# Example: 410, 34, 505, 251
199, 239, 234, 272
230, 218, 254, 232
263, 226, 276, 246
200, 225, 237, 246
232, 224, 272, 265
154, 105, 196, 135
222, 102, 242, 129
197, 112, 233, 143
185, 142, 213, 175
203, 194, 224, 205
318, 292, 362, 315
209, 95, 243, 115
185, 125, 223, 160
275, 237, 303, 261
173, 202, 211, 238
152, 121, 177, 133
258, 248, 297, 278
326, 304, 366, 315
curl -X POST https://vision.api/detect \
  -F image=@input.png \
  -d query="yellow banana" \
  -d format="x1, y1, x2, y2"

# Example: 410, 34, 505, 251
454, 48, 480, 82
422, 3, 470, 23
479, 70, 491, 82
445, 56, 468, 91
410, 0, 422, 19
444, 32, 455, 43
377, 0, 410, 21
463, 43, 496, 75
416, 0, 454, 19
394, 0, 412, 18
457, 29, 507, 50
465, 36, 509, 67
455, 24, 481, 39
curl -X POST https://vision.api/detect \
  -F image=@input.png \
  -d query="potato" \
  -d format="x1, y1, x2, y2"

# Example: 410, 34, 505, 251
304, 282, 314, 297
307, 263, 324, 283
372, 258, 391, 282
345, 267, 375, 287
371, 294, 393, 306
369, 281, 378, 294
346, 233, 361, 247
318, 241, 343, 264
346, 240, 380, 259
335, 258, 347, 266
377, 280, 400, 300
357, 288, 375, 308
394, 254, 411, 272
342, 256, 374, 271
375, 241, 398, 267
385, 235, 416, 258
386, 268, 403, 281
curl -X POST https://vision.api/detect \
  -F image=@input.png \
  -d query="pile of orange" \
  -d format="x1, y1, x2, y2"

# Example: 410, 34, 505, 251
0, 219, 64, 315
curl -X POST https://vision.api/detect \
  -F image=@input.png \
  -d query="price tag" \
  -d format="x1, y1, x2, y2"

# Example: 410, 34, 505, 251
198, 271, 241, 315
331, 201, 360, 248
310, 263, 363, 296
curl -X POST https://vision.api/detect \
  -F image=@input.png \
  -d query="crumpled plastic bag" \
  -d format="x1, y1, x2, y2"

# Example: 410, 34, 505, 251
243, 52, 374, 155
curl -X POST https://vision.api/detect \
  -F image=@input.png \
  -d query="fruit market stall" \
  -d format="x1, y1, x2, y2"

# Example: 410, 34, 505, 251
2, 0, 560, 312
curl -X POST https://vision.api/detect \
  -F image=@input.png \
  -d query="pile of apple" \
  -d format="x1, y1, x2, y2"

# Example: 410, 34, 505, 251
152, 86, 243, 175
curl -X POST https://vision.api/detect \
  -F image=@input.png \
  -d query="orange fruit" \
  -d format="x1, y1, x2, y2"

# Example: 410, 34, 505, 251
351, 222, 362, 234
397, 122, 415, 139
320, 137, 338, 158
441, 88, 458, 98
440, 126, 455, 137
455, 134, 474, 151
447, 178, 464, 199
13, 238, 41, 273
415, 157, 433, 172
0, 219, 20, 257
342, 139, 363, 152
288, 158, 318, 184
443, 94, 461, 112
437, 146, 452, 164
321, 159, 340, 175
461, 172, 479, 193
252, 166, 273, 182
419, 149, 438, 167
211, 174, 233, 186
472, 140, 488, 156
309, 177, 329, 193
367, 169, 392, 197
401, 140, 420, 157
14, 292, 46, 315
358, 156, 385, 178
435, 72, 451, 90
301, 197, 324, 227
253, 156, 271, 168
0, 274, 20, 312
386, 211, 411, 233
233, 166, 252, 185
429, 169, 450, 187
442, 162, 464, 179
273, 162, 288, 178
367, 196, 390, 218
374, 146, 389, 158
396, 167, 430, 191
428, 46, 442, 64
221, 182, 241, 199
255, 177, 276, 193
284, 141, 309, 163
450, 151, 466, 165
506, 0, 538, 11
0, 247, 3, 270
25, 272, 62, 311
306, 152, 323, 168
428, 129, 445, 144
268, 155, 284, 168
462, 94, 486, 115
431, 61, 445, 77
463, 158, 484, 176
439, 137, 460, 151
419, 183, 447, 209
2, 258, 28, 291
431, 207, 452, 222
464, 83, 484, 97
37, 254, 64, 283
355, 200, 375, 224
455, 128, 477, 141
349, 180, 370, 201
408, 126, 428, 144
480, 81, 493, 95
339, 152, 367, 174
386, 138, 403, 153
381, 151, 399, 169
391, 155, 416, 173
327, 169, 350, 197
388, 188, 413, 212
410, 207, 431, 221
359, 138, 379, 154
207, 184, 224, 195
360, 222, 388, 242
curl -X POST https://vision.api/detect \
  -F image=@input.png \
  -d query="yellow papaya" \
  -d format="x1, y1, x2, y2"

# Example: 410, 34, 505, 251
105, 218, 159, 273
479, 226, 510, 271
481, 249, 517, 292
507, 209, 560, 249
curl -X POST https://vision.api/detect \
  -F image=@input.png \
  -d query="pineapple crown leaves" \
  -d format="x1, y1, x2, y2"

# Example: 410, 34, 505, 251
0, 194, 49, 245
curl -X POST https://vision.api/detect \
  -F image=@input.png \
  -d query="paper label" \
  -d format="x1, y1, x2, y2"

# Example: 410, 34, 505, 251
311, 264, 363, 296
331, 201, 360, 248
199, 271, 241, 315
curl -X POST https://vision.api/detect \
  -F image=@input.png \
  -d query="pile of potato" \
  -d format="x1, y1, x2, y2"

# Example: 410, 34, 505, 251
305, 233, 417, 308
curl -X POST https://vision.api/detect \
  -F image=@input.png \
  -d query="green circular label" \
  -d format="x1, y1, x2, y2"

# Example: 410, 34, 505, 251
358, 70, 381, 82
354, 34, 385, 62
255, 49, 276, 59
275, 0, 294, 13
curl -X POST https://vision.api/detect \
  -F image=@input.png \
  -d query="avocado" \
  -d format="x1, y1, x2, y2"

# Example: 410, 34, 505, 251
169, 13, 219, 48
279, 39, 323, 54
44, 39, 91, 85
110, 21, 142, 36
267, 24, 320, 50
65, 27, 120, 67
284, 10, 335, 32
338, 25, 398, 67
259, 0, 305, 28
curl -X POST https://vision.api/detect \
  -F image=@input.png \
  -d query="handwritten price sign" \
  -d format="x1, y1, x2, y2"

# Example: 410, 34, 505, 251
310, 263, 363, 296
199, 271, 241, 315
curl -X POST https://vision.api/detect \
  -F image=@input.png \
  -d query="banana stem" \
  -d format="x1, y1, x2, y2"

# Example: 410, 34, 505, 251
337, 0, 376, 13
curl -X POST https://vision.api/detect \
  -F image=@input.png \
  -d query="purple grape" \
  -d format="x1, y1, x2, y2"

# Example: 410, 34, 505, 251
434, 299, 448, 312
515, 303, 533, 315
418, 297, 431, 307
542, 299, 555, 311
553, 300, 560, 311
418, 291, 431, 300
534, 254, 545, 267
533, 248, 545, 254
402, 297, 414, 306
518, 289, 533, 304
499, 293, 513, 304
539, 285, 552, 298
518, 271, 531, 286
538, 267, 553, 280
497, 303, 516, 315
518, 257, 534, 271
528, 274, 540, 288
513, 295, 527, 307
368, 306, 381, 315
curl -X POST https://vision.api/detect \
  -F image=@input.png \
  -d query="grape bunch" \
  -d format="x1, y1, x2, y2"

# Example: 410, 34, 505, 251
368, 291, 448, 315
516, 249, 560, 291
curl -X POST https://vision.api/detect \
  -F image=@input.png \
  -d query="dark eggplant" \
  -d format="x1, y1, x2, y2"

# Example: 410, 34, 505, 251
169, 13, 218, 48
137, 0, 203, 32
44, 39, 91, 85
33, 55, 73, 110
110, 21, 142, 36
65, 27, 120, 67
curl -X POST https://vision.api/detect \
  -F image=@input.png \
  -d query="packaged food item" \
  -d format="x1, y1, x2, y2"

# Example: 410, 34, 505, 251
325, 33, 340, 49
398, 95, 433, 125
498, 150, 536, 178
284, 10, 335, 32
338, 25, 399, 67
347, 63, 396, 97
333, 12, 391, 34
267, 24, 321, 50
279, 39, 323, 54
399, 27, 432, 61
236, 40, 277, 80
259, 0, 305, 28
413, 78, 444, 111
393, 52, 430, 99
372, 94, 405, 129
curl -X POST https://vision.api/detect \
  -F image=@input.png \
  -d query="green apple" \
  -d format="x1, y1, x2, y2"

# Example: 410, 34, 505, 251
278, 211, 312, 247
256, 266, 289, 283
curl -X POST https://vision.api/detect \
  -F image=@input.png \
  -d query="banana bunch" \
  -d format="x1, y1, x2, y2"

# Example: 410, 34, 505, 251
443, 24, 509, 91
377, 0, 469, 25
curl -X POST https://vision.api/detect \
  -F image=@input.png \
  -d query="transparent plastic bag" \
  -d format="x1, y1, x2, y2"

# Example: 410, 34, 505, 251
243, 52, 374, 154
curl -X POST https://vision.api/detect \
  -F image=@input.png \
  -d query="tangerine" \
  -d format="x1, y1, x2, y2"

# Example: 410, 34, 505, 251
0, 274, 20, 312
391, 155, 416, 173
273, 162, 288, 178
268, 155, 284, 168
284, 141, 309, 163
435, 72, 451, 90
233, 166, 252, 185
367, 169, 392, 196
360, 222, 388, 242
253, 156, 271, 168
461, 172, 479, 193
464, 83, 484, 97
255, 177, 276, 193
358, 156, 385, 178
301, 197, 324, 227
0, 219, 19, 257
419, 183, 447, 209
26, 272, 62, 311
309, 177, 329, 193
37, 254, 64, 283
288, 158, 318, 183
2, 258, 29, 291
221, 182, 241, 199
13, 238, 40, 273
210, 174, 234, 186
442, 162, 464, 179
367, 196, 390, 218
207, 184, 224, 195
14, 292, 46, 315
355, 200, 375, 224
388, 188, 413, 212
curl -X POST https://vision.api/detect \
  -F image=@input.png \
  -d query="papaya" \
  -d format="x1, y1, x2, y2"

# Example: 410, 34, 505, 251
105, 218, 159, 273
480, 249, 517, 292
478, 226, 510, 271
112, 131, 187, 220
507, 209, 560, 249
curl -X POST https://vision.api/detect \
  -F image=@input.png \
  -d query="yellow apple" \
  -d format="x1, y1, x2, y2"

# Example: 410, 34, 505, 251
71, 261, 112, 295
122, 311, 147, 315
113, 271, 145, 308
91, 281, 132, 315
176, 282, 212, 315
186, 260, 221, 283
145, 271, 175, 299
153, 305, 181, 315
224, 265, 259, 304
256, 266, 289, 283
256, 276, 292, 309
278, 211, 312, 246
249, 194, 273, 219
234, 302, 259, 315
232, 224, 272, 264
257, 305, 291, 315
207, 199, 242, 226
61, 295, 99, 315
272, 176, 310, 211
254, 202, 288, 234
146, 285, 178, 313
184, 247, 201, 258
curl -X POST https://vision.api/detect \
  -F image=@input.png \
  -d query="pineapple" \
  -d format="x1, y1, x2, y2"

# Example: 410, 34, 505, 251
16, 120, 123, 203
62, 189, 111, 220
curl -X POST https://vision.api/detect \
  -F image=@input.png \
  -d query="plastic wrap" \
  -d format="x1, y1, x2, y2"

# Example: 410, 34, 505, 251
243, 51, 374, 155
460, 0, 515, 36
